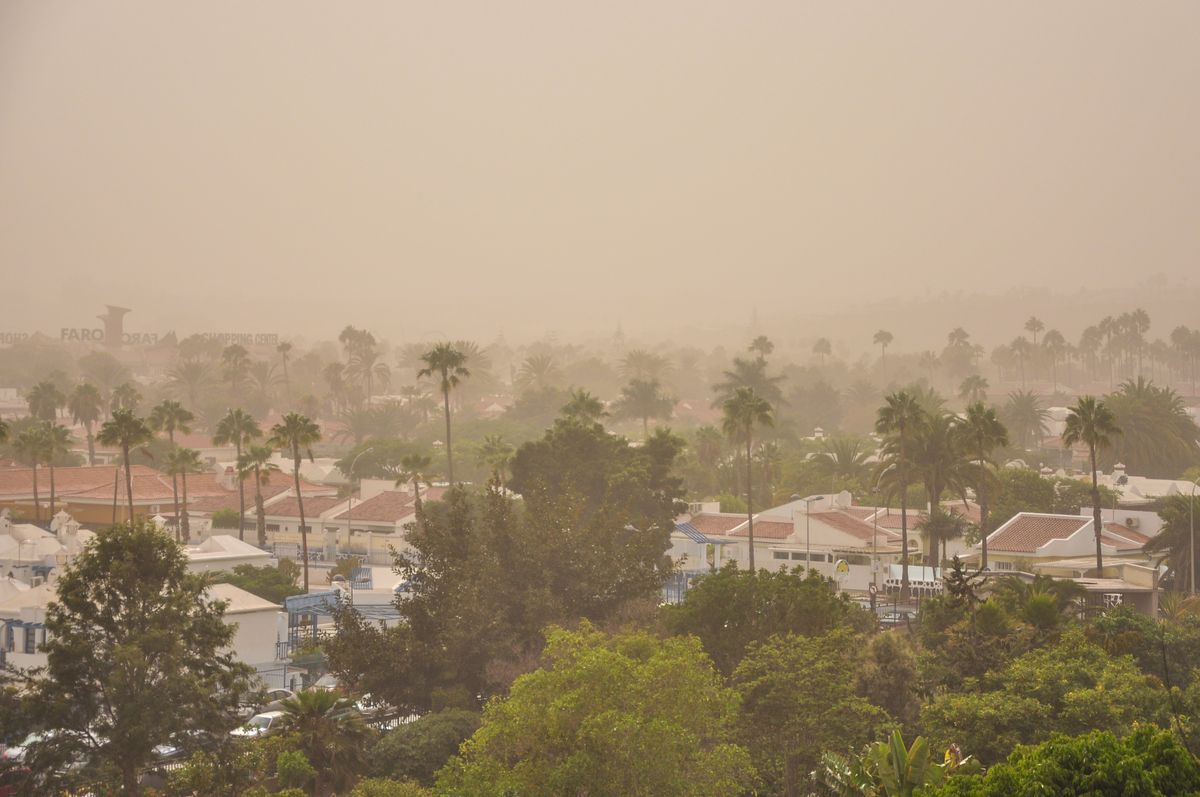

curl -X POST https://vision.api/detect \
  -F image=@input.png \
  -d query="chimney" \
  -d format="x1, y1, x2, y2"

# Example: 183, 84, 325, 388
1112, 463, 1127, 481
221, 466, 237, 491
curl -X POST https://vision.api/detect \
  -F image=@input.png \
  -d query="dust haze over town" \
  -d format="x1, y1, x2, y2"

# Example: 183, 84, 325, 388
7, 4, 1200, 796
2, 1, 1199, 350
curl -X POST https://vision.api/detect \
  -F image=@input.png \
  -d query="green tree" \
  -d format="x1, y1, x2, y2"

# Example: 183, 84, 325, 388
560, 388, 607, 423
213, 560, 302, 603
41, 422, 73, 517
812, 730, 978, 797
873, 330, 893, 365
615, 377, 674, 436
1063, 396, 1121, 570
396, 452, 433, 520
1145, 494, 1200, 593
97, 408, 154, 522
213, 408, 263, 541
239, 443, 281, 546
110, 380, 142, 413
279, 689, 372, 794
875, 391, 928, 595
68, 382, 105, 465
924, 727, 1200, 797
149, 399, 196, 539
734, 631, 891, 796
436, 624, 754, 797
662, 564, 873, 675
269, 413, 322, 590
813, 336, 833, 366
165, 447, 205, 542
721, 386, 774, 571
713, 356, 786, 405
475, 434, 515, 488
12, 425, 46, 521
22, 520, 254, 795
1105, 377, 1200, 477
369, 709, 480, 785
25, 379, 65, 421
418, 343, 470, 483
959, 403, 1008, 568
1001, 390, 1050, 452
957, 374, 988, 404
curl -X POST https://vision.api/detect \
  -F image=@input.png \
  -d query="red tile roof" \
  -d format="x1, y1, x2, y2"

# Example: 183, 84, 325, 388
333, 487, 447, 523
188, 481, 295, 513
730, 519, 793, 540
684, 513, 747, 536
263, 495, 345, 520
987, 516, 1089, 553
807, 511, 901, 545
0, 464, 155, 498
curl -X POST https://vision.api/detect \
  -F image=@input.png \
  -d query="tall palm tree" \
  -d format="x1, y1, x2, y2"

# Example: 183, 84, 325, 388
748, 336, 774, 361
1042, 329, 1067, 388
721, 387, 774, 572
97, 408, 154, 522
476, 436, 514, 488
1002, 390, 1050, 451
167, 358, 212, 410
221, 344, 252, 399
875, 391, 929, 597
514, 353, 561, 393
614, 378, 674, 437
1010, 337, 1032, 388
68, 383, 105, 465
1104, 377, 1200, 477
1024, 316, 1045, 347
277, 341, 294, 405
347, 346, 391, 407
957, 374, 989, 404
712, 357, 786, 405
959, 402, 1009, 570
26, 380, 65, 421
1063, 396, 1121, 571
109, 382, 142, 414
165, 447, 204, 542
560, 388, 608, 423
812, 337, 833, 366
418, 343, 470, 483
812, 437, 871, 488
148, 400, 195, 537
238, 444, 281, 547
42, 423, 73, 518
13, 427, 45, 522
396, 452, 433, 522
873, 330, 893, 366
214, 409, 263, 541
269, 413, 322, 591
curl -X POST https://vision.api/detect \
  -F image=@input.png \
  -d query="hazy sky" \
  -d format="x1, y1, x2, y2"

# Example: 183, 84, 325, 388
2, 2, 1198, 344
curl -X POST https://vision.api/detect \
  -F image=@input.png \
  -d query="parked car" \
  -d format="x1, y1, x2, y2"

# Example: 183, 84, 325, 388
262, 688, 296, 713
879, 610, 913, 627
0, 766, 30, 797
230, 711, 285, 739
1, 732, 47, 764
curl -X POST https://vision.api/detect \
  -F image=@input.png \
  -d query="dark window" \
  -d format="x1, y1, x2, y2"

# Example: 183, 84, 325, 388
773, 551, 790, 560
24, 627, 36, 654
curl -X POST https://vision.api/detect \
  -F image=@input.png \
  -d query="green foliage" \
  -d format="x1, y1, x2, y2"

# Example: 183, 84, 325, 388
211, 508, 242, 528
212, 560, 303, 604
921, 631, 1166, 764
715, 492, 747, 513
22, 520, 255, 793
279, 689, 373, 793
812, 730, 979, 797
350, 778, 435, 797
987, 468, 1118, 532
925, 727, 1200, 797
855, 632, 921, 733
276, 748, 316, 789
733, 630, 892, 795
370, 709, 480, 785
1088, 606, 1200, 689
435, 624, 755, 797
663, 563, 874, 675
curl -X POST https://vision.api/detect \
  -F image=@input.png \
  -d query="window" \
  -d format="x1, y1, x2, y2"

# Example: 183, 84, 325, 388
790, 552, 806, 561
266, 523, 280, 533
23, 627, 36, 654
995, 561, 1014, 571
3, 624, 12, 652
773, 551, 790, 560
299, 525, 311, 533
844, 554, 871, 565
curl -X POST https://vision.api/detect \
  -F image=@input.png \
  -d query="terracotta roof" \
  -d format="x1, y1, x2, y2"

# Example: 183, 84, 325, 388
1103, 522, 1151, 546
730, 519, 793, 540
841, 507, 878, 521
188, 481, 294, 513
0, 464, 157, 499
684, 513, 747, 536
333, 487, 447, 523
808, 511, 901, 544
987, 515, 1090, 553
263, 495, 345, 520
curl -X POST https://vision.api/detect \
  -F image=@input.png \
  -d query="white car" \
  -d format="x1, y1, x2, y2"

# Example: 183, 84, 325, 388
230, 711, 285, 739
1, 732, 46, 764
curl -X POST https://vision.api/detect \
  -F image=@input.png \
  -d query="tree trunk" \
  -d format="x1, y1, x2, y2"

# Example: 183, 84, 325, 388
124, 444, 136, 521
86, 426, 95, 466
49, 462, 56, 518
123, 761, 140, 796
254, 466, 267, 547
296, 450, 309, 592
746, 434, 754, 572
443, 385, 454, 483
31, 463, 40, 523
900, 481, 910, 599
1091, 446, 1104, 572
236, 440, 246, 541
181, 468, 191, 543
169, 429, 181, 542
112, 463, 119, 524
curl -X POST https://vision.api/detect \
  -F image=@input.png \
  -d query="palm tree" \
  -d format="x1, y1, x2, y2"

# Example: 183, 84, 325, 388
396, 452, 433, 529
278, 689, 370, 794
167, 358, 212, 410
42, 423, 73, 518
277, 341, 294, 405
873, 330, 893, 365
1042, 329, 1067, 388
713, 357, 786, 405
560, 388, 608, 423
1104, 377, 1200, 477
214, 409, 263, 541
165, 447, 204, 542
812, 337, 833, 366
347, 345, 391, 407
97, 408, 154, 522
957, 374, 988, 404
748, 336, 774, 361
620, 349, 674, 382
221, 344, 251, 399
26, 380, 65, 421
910, 412, 967, 517
109, 382, 142, 414
721, 387, 774, 571
514, 353, 561, 393
269, 413, 322, 590
418, 343, 470, 483
1063, 396, 1121, 571
875, 391, 929, 597
148, 400, 195, 538
1002, 390, 1050, 451
1144, 494, 1200, 595
1010, 337, 1032, 388
614, 378, 674, 436
0, 418, 8, 445
476, 435, 514, 488
959, 402, 1009, 570
238, 444, 280, 547
1024, 316, 1045, 347
812, 437, 871, 489
915, 509, 970, 567
13, 427, 45, 522
68, 383, 104, 465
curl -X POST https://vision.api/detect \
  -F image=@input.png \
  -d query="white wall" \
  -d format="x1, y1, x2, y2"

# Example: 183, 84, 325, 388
225, 609, 284, 667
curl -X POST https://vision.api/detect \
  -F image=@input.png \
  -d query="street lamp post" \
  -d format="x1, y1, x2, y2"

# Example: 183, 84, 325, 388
799, 496, 820, 572
345, 447, 373, 559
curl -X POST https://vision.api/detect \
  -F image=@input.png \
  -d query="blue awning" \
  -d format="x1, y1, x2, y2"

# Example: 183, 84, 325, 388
674, 522, 731, 545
